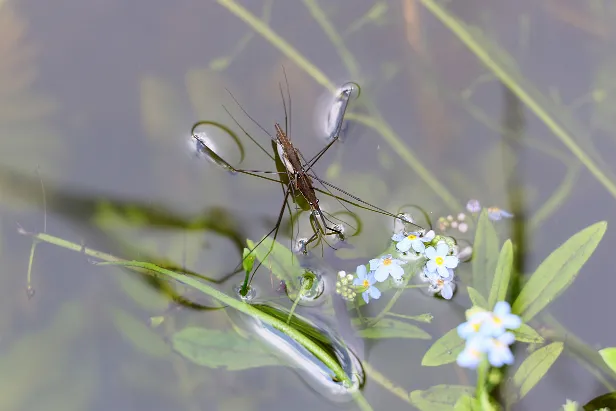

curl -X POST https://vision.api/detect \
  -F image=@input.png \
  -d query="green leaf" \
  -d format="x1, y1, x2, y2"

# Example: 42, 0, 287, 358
242, 247, 255, 275
410, 385, 475, 410
454, 395, 481, 411
355, 318, 431, 340
115, 272, 169, 312
472, 210, 500, 297
512, 221, 607, 322
108, 307, 171, 358
467, 287, 488, 309
246, 236, 304, 293
422, 327, 464, 366
599, 347, 616, 374
583, 392, 616, 411
512, 323, 544, 344
488, 239, 513, 308
172, 327, 282, 370
512, 341, 564, 400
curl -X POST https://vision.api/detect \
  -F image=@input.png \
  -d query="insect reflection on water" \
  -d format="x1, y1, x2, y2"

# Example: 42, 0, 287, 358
190, 75, 424, 293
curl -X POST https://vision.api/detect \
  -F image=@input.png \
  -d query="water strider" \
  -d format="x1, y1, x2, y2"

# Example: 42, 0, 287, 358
190, 76, 425, 292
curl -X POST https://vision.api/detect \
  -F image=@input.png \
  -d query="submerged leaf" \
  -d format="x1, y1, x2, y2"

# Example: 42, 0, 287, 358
422, 327, 464, 366
410, 384, 475, 410
246, 236, 304, 293
172, 327, 282, 370
108, 307, 171, 358
512, 341, 564, 401
488, 239, 512, 308
355, 318, 431, 340
512, 222, 607, 322
471, 210, 499, 298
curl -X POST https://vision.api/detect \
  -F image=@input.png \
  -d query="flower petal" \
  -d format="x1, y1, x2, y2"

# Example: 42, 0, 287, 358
423, 230, 435, 242
425, 246, 437, 259
396, 238, 412, 252
356, 264, 368, 279
353, 278, 363, 286
443, 255, 459, 269
374, 266, 389, 282
493, 301, 511, 316
501, 314, 522, 330
368, 286, 381, 300
369, 258, 380, 271
441, 284, 453, 299
411, 240, 425, 253
389, 264, 404, 280
391, 233, 405, 242
499, 332, 516, 345
362, 291, 370, 304
436, 242, 450, 256
436, 265, 449, 278
426, 260, 437, 272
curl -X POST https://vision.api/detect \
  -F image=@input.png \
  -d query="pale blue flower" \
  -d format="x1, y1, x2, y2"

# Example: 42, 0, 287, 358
456, 336, 489, 369
369, 254, 405, 282
487, 207, 513, 221
486, 332, 516, 367
457, 309, 492, 340
353, 265, 381, 304
391, 232, 406, 242
466, 199, 481, 213
482, 301, 522, 337
395, 230, 435, 254
425, 268, 455, 300
425, 242, 459, 278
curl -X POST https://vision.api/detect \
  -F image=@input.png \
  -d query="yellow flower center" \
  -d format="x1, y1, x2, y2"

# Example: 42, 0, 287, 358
470, 348, 481, 359
407, 234, 417, 240
383, 258, 392, 266
493, 316, 502, 325
472, 323, 481, 332
435, 256, 444, 266
362, 279, 370, 288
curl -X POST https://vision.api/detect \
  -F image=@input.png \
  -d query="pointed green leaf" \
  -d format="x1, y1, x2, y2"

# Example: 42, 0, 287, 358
513, 341, 563, 400
583, 392, 616, 411
422, 327, 464, 366
599, 347, 616, 374
355, 318, 431, 340
467, 286, 488, 309
512, 323, 544, 344
512, 221, 607, 321
172, 327, 282, 370
488, 240, 512, 308
472, 210, 500, 297
454, 395, 481, 411
410, 385, 475, 410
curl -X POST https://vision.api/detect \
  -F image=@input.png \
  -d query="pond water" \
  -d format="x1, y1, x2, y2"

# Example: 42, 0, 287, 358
1, 0, 616, 410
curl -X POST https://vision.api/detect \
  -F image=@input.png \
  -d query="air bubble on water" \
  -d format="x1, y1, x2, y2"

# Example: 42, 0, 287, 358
297, 271, 325, 303
234, 284, 257, 301
339, 81, 361, 100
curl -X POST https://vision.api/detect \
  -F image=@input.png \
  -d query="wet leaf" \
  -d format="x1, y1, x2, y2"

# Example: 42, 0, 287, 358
172, 327, 282, 370
422, 327, 464, 366
355, 318, 431, 340
599, 347, 616, 374
242, 247, 255, 275
512, 221, 607, 322
512, 341, 563, 400
467, 286, 488, 309
410, 384, 475, 410
512, 323, 544, 344
583, 391, 616, 411
471, 210, 499, 298
488, 239, 512, 308
454, 395, 481, 411
108, 307, 171, 358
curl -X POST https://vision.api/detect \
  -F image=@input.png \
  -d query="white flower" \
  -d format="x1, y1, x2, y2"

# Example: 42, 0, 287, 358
369, 254, 406, 282
425, 242, 459, 278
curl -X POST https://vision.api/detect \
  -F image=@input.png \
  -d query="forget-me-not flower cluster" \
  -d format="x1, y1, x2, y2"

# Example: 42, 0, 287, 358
456, 302, 522, 369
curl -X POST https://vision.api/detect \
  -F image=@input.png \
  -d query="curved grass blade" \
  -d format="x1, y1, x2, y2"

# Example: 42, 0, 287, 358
467, 286, 488, 309
512, 342, 564, 401
421, 327, 464, 367
487, 239, 513, 308
471, 210, 499, 298
512, 221, 607, 322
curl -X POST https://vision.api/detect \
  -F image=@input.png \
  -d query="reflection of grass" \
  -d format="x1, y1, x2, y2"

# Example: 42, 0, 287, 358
418, 0, 616, 200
